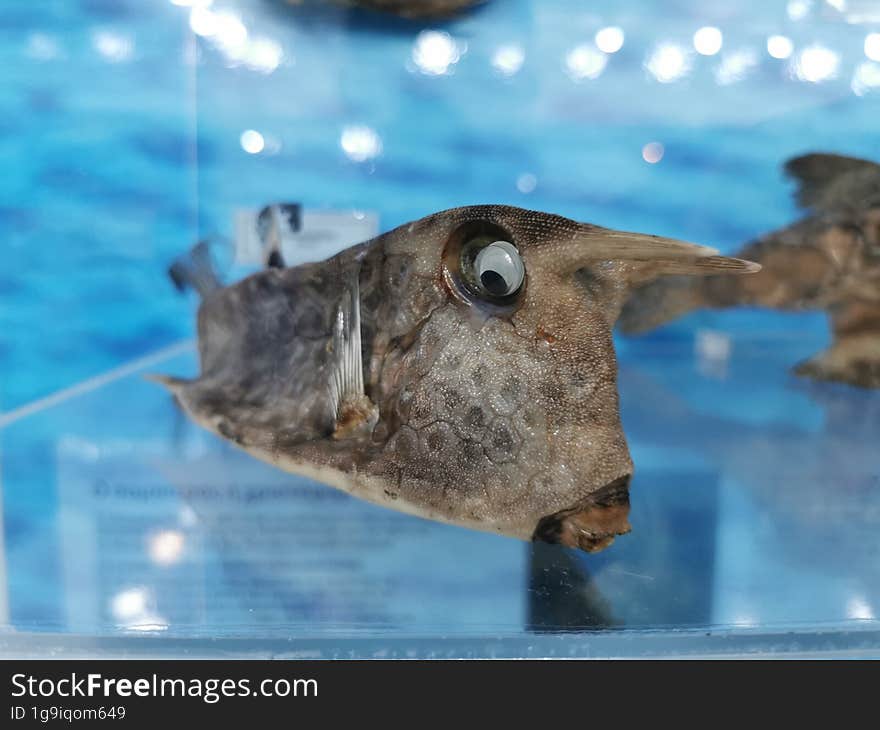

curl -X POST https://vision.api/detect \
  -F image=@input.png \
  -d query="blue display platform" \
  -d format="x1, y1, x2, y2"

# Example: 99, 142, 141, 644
1, 333, 877, 658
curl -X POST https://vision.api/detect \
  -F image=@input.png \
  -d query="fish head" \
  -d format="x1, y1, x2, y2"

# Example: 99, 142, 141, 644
367, 205, 755, 550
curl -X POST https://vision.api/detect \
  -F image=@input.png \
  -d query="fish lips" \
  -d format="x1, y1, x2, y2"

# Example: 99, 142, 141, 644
531, 474, 632, 553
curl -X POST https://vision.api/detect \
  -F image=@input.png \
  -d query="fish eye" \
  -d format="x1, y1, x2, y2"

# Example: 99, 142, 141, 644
442, 221, 526, 311
474, 241, 524, 297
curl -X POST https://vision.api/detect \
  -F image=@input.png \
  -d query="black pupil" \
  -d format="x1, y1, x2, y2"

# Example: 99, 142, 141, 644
480, 269, 509, 296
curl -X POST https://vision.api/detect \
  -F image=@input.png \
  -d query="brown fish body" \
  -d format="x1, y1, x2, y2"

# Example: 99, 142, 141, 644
161, 205, 757, 552
620, 154, 880, 388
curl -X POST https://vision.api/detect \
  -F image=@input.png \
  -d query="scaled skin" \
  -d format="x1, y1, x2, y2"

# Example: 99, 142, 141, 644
620, 153, 880, 388
161, 205, 757, 553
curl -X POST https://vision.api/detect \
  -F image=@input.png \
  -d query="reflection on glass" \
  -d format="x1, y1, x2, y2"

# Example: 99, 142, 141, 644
411, 30, 461, 76
491, 44, 525, 76
92, 31, 134, 63
852, 61, 880, 96
715, 48, 759, 85
767, 34, 794, 60
187, 6, 282, 72
213, 11, 247, 49
148, 530, 186, 567
694, 329, 732, 380
731, 612, 758, 628
189, 7, 219, 36
111, 587, 150, 621
644, 43, 691, 83
25, 33, 60, 61
240, 129, 265, 154
179, 505, 199, 528
787, 0, 812, 21
641, 141, 664, 164
110, 589, 167, 631
847, 596, 874, 621
693, 26, 723, 56
564, 44, 607, 81
516, 172, 537, 193
595, 26, 624, 55
340, 125, 382, 162
794, 44, 840, 83
244, 37, 283, 74
866, 33, 880, 62
208, 11, 251, 67
528, 543, 614, 630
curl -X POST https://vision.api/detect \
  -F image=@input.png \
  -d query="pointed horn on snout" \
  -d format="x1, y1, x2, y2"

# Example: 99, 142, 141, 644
551, 224, 761, 276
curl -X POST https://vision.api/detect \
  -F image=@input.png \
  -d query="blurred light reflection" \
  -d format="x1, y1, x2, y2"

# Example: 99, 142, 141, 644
847, 596, 875, 620
645, 43, 691, 83
340, 126, 382, 162
178, 505, 199, 528
516, 173, 537, 193
189, 7, 219, 36
212, 11, 248, 63
715, 49, 759, 85
245, 37, 283, 73
110, 589, 167, 631
866, 33, 880, 62
565, 44, 607, 81
148, 530, 185, 566
767, 34, 794, 60
127, 622, 169, 632
852, 61, 880, 95
595, 27, 624, 54
695, 329, 732, 380
787, 0, 812, 21
189, 7, 283, 72
693, 26, 723, 56
111, 588, 149, 621
240, 129, 265, 154
92, 31, 134, 63
412, 31, 461, 76
25, 33, 60, 61
794, 44, 840, 82
642, 142, 664, 164
491, 44, 524, 76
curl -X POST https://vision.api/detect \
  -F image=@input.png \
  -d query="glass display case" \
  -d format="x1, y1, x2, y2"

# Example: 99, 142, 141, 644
2, 0, 879, 658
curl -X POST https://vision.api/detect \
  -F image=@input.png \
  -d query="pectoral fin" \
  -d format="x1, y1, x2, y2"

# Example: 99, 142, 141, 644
328, 268, 379, 439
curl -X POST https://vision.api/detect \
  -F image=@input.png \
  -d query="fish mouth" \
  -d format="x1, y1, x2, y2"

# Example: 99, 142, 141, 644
531, 475, 632, 553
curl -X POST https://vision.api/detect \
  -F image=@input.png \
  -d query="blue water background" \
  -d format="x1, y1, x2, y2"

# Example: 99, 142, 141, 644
2, 0, 879, 410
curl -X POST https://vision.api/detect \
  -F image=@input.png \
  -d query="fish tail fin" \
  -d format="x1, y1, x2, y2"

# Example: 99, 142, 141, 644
168, 240, 222, 298
618, 276, 705, 334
